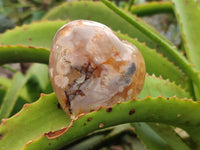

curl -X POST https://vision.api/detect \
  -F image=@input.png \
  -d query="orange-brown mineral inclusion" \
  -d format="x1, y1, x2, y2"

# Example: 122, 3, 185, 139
49, 20, 145, 117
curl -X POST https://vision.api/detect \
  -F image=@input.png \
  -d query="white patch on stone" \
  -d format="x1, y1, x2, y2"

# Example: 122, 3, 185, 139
56, 58, 71, 75
128, 89, 133, 95
54, 75, 69, 88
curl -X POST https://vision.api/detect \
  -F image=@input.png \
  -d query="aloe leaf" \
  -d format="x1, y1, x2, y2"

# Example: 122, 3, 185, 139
0, 45, 49, 65
0, 76, 196, 150
88, 124, 140, 150
0, 93, 70, 150
0, 72, 26, 120
0, 77, 11, 90
0, 21, 66, 49
132, 123, 191, 150
171, 0, 200, 71
135, 75, 191, 150
129, 1, 173, 16
1, 64, 17, 73
101, 0, 200, 95
139, 75, 191, 99
22, 63, 51, 102
0, 63, 50, 119
25, 63, 49, 92
170, 0, 200, 100
0, 75, 39, 103
67, 134, 105, 150
0, 88, 5, 105
0, 77, 29, 102
22, 96, 200, 150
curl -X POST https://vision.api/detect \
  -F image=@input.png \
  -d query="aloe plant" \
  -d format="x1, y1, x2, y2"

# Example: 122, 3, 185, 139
0, 0, 200, 150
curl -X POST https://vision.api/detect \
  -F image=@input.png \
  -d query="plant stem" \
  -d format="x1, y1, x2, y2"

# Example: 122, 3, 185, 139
130, 2, 172, 16
128, 0, 135, 11
101, 0, 200, 96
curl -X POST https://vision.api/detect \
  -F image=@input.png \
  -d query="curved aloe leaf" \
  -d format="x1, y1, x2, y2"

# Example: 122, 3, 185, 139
0, 72, 26, 120
0, 63, 51, 120
132, 123, 191, 150
0, 76, 196, 150
23, 96, 200, 150
0, 45, 49, 65
0, 77, 30, 103
25, 63, 49, 92
130, 1, 173, 16
0, 77, 11, 90
101, 0, 200, 95
0, 21, 66, 49
171, 0, 200, 71
0, 93, 70, 150
139, 75, 191, 99
0, 64, 49, 102
0, 21, 189, 90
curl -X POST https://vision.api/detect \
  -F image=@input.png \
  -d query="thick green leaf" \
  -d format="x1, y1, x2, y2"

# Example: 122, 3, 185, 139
0, 21, 66, 49
0, 45, 49, 65
171, 0, 200, 70
0, 72, 26, 120
0, 77, 11, 90
0, 93, 70, 150
132, 123, 191, 150
139, 75, 191, 99
22, 63, 51, 102
0, 77, 29, 103
170, 0, 200, 100
0, 64, 51, 119
25, 63, 49, 91
23, 96, 200, 150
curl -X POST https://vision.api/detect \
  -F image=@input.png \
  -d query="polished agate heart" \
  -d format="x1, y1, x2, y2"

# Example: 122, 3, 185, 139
49, 20, 145, 118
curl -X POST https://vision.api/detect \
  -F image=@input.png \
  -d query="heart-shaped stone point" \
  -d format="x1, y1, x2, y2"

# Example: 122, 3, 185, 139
49, 20, 145, 118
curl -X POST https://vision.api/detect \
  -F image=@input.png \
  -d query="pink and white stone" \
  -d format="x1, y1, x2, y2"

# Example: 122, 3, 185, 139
49, 20, 145, 117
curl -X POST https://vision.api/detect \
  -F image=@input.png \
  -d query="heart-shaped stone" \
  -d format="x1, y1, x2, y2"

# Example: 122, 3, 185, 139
49, 20, 145, 118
